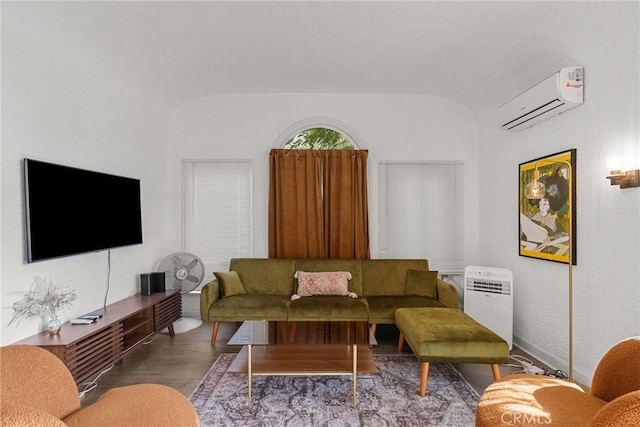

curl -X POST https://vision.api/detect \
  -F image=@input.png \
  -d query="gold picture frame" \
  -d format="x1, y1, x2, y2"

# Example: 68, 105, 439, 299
519, 149, 576, 264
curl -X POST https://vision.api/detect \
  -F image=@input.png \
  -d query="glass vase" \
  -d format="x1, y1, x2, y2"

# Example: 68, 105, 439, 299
47, 316, 62, 335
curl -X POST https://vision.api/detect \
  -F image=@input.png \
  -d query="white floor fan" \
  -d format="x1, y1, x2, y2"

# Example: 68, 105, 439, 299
157, 252, 205, 334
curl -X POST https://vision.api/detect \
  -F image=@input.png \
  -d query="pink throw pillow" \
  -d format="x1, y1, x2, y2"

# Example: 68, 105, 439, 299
293, 271, 355, 299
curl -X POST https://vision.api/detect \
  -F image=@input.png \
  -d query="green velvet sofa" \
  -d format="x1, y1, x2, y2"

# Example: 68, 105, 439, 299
200, 258, 459, 345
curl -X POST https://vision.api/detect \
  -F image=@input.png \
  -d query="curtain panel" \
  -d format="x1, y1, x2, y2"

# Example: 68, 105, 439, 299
268, 149, 370, 259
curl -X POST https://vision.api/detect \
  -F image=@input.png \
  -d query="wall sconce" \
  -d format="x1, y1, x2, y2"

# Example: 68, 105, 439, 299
606, 169, 640, 188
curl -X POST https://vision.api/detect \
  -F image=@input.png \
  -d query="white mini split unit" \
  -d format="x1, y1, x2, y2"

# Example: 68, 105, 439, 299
498, 66, 584, 132
464, 266, 513, 349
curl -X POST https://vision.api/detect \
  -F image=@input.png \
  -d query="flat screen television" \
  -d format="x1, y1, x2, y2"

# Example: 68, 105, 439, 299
24, 158, 143, 263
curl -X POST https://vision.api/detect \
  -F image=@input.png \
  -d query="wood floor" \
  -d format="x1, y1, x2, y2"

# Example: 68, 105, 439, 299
80, 321, 547, 407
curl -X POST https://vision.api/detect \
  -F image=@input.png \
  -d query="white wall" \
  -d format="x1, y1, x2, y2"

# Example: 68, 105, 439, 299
0, 6, 175, 345
474, 5, 640, 385
168, 93, 480, 265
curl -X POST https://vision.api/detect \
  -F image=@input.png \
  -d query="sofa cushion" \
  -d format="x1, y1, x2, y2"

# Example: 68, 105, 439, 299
294, 259, 363, 295
404, 270, 438, 298
361, 259, 429, 296
209, 294, 289, 321
229, 258, 296, 296
214, 271, 246, 297
366, 295, 445, 324
293, 271, 356, 298
287, 296, 369, 321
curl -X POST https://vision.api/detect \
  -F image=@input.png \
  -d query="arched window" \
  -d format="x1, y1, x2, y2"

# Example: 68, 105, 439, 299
274, 117, 363, 150
284, 127, 356, 150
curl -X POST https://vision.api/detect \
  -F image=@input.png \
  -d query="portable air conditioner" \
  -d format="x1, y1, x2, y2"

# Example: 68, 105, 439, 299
497, 66, 584, 132
464, 266, 513, 349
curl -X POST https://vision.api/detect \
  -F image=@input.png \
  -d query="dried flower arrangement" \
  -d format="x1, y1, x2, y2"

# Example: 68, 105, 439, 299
9, 276, 77, 326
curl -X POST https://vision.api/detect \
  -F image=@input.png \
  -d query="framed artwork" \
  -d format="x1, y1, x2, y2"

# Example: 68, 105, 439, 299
519, 149, 576, 264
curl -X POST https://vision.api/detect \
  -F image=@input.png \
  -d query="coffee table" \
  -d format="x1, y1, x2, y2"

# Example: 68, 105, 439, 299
227, 320, 377, 408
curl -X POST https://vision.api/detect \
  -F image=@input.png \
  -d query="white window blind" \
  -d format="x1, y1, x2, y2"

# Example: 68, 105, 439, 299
182, 160, 252, 276
379, 162, 464, 272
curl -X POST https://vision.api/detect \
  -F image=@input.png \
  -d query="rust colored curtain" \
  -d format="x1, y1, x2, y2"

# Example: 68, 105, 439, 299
324, 150, 369, 258
268, 149, 370, 259
269, 150, 325, 258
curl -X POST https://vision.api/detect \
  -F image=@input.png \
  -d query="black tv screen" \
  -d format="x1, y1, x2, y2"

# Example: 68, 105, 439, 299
24, 159, 143, 263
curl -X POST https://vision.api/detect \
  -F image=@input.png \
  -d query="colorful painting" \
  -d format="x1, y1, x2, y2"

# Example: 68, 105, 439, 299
519, 149, 576, 264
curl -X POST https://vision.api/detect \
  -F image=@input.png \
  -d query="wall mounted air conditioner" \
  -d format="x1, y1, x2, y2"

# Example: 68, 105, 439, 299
464, 266, 513, 349
498, 66, 584, 132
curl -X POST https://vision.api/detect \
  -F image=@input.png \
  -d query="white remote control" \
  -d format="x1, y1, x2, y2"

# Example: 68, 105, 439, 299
71, 318, 94, 325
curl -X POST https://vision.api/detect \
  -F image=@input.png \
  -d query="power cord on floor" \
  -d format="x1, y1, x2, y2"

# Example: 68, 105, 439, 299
503, 354, 544, 374
502, 354, 566, 377
78, 364, 114, 400
542, 369, 568, 379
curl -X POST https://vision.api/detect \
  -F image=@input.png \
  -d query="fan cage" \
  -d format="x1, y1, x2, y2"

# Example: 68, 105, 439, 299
157, 252, 205, 294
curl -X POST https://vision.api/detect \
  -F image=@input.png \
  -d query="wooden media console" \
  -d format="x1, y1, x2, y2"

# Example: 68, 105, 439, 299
15, 290, 181, 385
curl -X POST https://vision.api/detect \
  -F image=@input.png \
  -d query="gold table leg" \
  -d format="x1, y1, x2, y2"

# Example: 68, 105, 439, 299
243, 340, 364, 409
247, 344, 252, 409
353, 343, 357, 408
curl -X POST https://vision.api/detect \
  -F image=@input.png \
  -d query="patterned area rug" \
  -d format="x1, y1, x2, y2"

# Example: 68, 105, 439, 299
190, 353, 479, 426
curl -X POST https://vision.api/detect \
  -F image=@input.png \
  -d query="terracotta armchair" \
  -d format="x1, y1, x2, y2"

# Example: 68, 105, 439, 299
0, 345, 199, 427
476, 337, 640, 426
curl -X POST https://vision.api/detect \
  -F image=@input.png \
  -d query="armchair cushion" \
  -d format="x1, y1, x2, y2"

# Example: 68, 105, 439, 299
1, 402, 69, 427
63, 384, 198, 427
1, 345, 198, 427
589, 390, 640, 427
590, 337, 640, 402
477, 337, 640, 427
476, 374, 605, 427
0, 345, 80, 419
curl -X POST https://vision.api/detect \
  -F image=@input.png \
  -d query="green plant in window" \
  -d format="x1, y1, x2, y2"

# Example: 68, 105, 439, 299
285, 128, 354, 150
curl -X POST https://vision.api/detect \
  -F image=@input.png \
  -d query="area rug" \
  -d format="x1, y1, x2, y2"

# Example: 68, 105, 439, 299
189, 353, 479, 426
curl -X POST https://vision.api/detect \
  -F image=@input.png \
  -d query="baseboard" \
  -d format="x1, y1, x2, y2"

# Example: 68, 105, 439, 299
513, 335, 590, 387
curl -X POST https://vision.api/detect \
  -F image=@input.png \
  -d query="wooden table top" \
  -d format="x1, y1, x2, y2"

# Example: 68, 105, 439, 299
228, 320, 375, 346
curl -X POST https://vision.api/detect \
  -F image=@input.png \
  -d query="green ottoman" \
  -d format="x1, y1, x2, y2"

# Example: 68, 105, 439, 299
395, 307, 510, 396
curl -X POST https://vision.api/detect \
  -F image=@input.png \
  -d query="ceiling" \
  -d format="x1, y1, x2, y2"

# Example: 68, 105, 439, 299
6, 1, 632, 110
